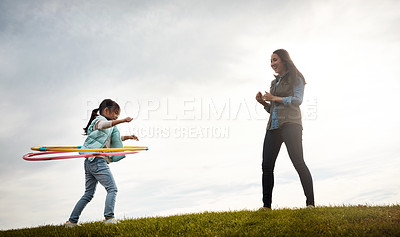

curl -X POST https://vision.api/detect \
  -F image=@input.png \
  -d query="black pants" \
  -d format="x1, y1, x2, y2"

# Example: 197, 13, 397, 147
262, 123, 314, 208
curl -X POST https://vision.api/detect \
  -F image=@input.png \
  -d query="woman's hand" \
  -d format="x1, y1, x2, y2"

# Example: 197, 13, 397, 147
263, 91, 283, 103
262, 91, 275, 101
123, 134, 139, 141
256, 92, 269, 106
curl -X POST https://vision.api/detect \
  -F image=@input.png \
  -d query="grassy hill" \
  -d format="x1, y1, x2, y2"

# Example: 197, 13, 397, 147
2, 205, 400, 236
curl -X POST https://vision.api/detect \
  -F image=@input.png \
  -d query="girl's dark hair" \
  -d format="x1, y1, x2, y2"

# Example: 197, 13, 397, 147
83, 99, 120, 135
273, 49, 306, 85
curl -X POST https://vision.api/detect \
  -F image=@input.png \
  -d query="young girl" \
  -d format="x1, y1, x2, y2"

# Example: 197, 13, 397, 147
65, 99, 139, 227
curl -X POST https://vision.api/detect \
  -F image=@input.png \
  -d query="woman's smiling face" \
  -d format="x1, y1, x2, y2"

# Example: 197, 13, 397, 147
270, 53, 287, 76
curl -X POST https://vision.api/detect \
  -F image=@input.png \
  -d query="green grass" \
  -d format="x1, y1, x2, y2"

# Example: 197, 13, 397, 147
2, 205, 400, 236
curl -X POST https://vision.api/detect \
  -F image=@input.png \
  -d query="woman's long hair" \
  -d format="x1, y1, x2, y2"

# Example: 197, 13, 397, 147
83, 99, 120, 135
273, 49, 306, 85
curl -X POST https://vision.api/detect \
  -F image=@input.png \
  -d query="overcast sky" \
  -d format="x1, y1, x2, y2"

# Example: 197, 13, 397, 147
1, 0, 400, 230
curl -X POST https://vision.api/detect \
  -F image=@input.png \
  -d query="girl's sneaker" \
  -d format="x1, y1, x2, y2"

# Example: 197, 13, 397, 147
65, 221, 78, 228
104, 218, 117, 225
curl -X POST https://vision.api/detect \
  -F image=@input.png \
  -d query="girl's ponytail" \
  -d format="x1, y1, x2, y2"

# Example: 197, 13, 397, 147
82, 99, 120, 135
83, 108, 99, 135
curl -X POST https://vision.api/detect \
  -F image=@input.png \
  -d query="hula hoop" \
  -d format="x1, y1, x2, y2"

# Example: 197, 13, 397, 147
23, 146, 148, 161
23, 151, 139, 161
31, 146, 148, 152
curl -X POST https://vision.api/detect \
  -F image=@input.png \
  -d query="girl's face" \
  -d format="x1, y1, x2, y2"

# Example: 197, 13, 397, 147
102, 107, 120, 120
270, 53, 287, 76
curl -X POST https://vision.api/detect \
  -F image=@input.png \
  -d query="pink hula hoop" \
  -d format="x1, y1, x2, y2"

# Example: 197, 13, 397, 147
23, 151, 138, 161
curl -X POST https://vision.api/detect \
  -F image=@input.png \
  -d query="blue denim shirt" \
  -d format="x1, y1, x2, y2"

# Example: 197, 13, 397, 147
269, 75, 304, 130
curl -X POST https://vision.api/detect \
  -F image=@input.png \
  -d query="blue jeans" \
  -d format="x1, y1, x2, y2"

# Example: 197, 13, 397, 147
69, 157, 118, 223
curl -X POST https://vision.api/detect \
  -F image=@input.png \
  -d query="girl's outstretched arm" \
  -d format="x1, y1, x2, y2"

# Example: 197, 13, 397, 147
112, 117, 133, 126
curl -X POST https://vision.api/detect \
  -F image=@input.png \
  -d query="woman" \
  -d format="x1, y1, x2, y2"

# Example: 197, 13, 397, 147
256, 49, 314, 209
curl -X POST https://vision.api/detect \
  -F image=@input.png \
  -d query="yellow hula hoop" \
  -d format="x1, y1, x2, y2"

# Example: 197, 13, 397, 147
31, 146, 149, 152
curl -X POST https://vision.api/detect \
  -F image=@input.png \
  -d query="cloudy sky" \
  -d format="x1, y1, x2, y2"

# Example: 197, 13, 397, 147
1, 0, 400, 230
